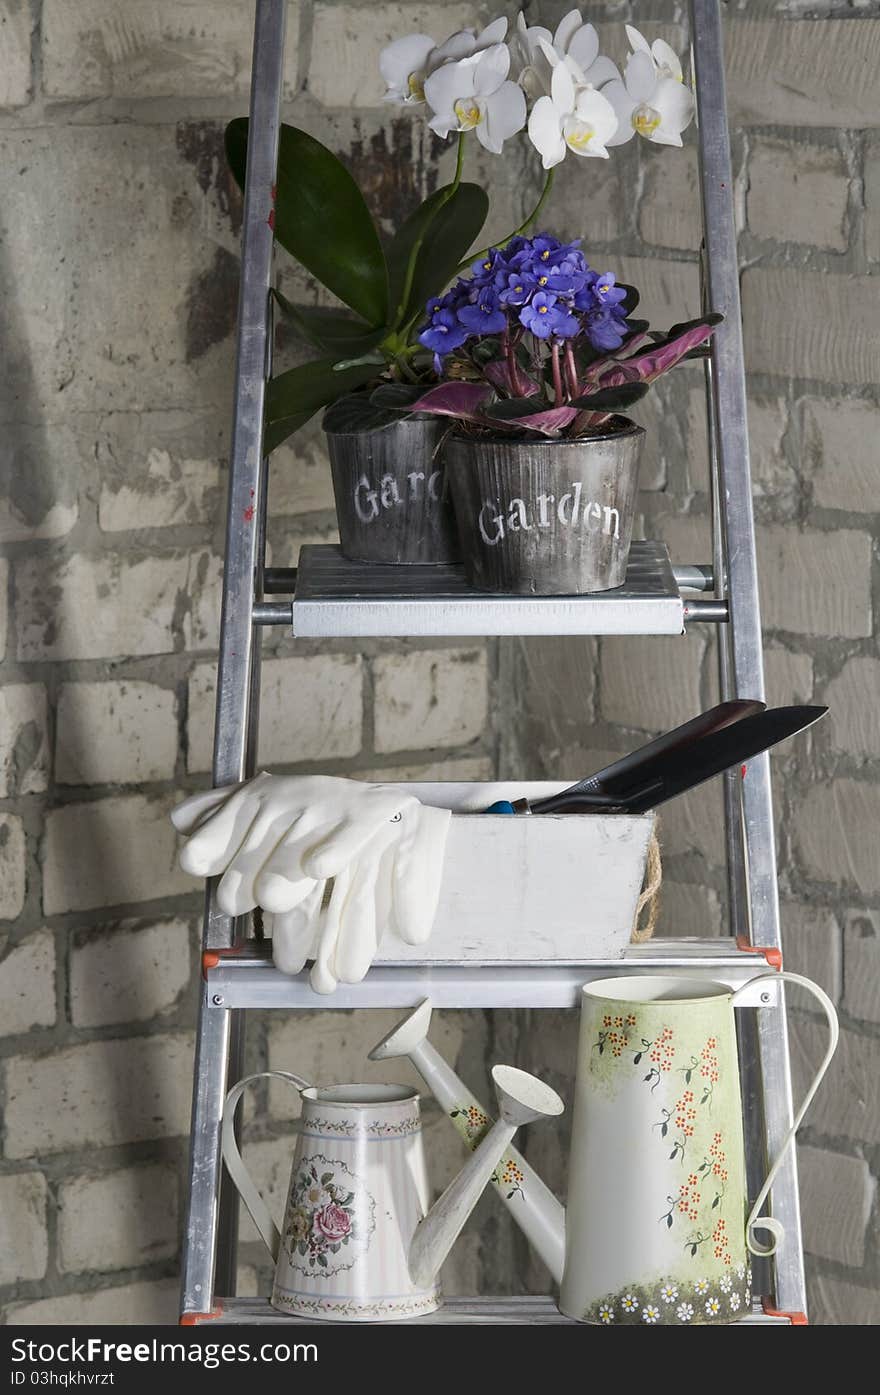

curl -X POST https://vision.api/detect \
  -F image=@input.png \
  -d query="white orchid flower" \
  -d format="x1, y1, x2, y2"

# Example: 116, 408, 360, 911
380, 18, 508, 105
424, 43, 527, 154
527, 61, 618, 169
513, 9, 619, 97
603, 27, 695, 146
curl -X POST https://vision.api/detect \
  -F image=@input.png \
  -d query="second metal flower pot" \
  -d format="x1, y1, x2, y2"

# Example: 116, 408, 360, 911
445, 419, 645, 595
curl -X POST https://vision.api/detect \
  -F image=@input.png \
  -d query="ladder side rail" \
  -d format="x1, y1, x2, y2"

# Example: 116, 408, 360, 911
182, 0, 288, 1319
690, 0, 806, 1317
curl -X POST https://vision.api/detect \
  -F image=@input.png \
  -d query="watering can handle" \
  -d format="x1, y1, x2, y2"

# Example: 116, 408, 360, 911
731, 971, 839, 1258
221, 1070, 312, 1263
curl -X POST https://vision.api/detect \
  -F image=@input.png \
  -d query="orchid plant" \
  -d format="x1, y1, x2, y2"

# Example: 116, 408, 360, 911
224, 12, 700, 451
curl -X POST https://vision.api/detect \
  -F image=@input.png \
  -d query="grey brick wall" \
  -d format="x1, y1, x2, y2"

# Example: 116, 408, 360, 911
0, 0, 877, 1326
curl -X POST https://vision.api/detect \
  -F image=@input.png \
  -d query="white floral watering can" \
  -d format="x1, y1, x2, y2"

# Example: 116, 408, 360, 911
372, 971, 838, 1325
222, 1066, 562, 1321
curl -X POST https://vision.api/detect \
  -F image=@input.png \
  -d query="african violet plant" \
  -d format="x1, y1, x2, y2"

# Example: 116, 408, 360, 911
349, 231, 722, 439
224, 12, 705, 451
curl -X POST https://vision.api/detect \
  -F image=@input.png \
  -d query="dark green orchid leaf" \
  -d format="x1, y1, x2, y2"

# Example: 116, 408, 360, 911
370, 383, 425, 410
272, 290, 386, 358
226, 118, 388, 327
264, 358, 379, 453
386, 181, 489, 329
323, 393, 403, 435
570, 382, 651, 410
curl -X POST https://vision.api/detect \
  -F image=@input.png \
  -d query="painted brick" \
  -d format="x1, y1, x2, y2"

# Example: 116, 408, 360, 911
0, 684, 49, 796
748, 137, 849, 251
742, 269, 879, 385
0, 1172, 48, 1284
0, 813, 26, 921
0, 498, 78, 545
763, 647, 813, 707
727, 19, 880, 128
358, 756, 494, 782
790, 1015, 880, 1146
0, 558, 7, 661
824, 657, 880, 759
16, 552, 187, 662
0, 126, 237, 419
269, 432, 337, 516
42, 1, 260, 100
599, 635, 705, 733
58, 1163, 178, 1274
182, 553, 224, 653
308, 2, 474, 107
777, 902, 841, 1002
0, 930, 56, 1036
372, 648, 488, 755
639, 145, 701, 251
655, 778, 726, 869
613, 256, 701, 330
70, 919, 192, 1028
0, 0, 31, 107
746, 397, 797, 501
3, 1033, 194, 1158
43, 795, 192, 915
756, 526, 872, 639
794, 779, 880, 894
866, 138, 880, 261
656, 880, 723, 939
843, 908, 880, 1025
188, 653, 364, 773
56, 681, 178, 786
6, 1279, 179, 1326
807, 1272, 880, 1327
99, 439, 220, 532
803, 396, 880, 515
798, 1145, 874, 1267
0, 420, 82, 545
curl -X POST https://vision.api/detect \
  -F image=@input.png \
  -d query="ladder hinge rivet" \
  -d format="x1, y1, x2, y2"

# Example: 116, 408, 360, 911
760, 992, 771, 1004
212, 994, 225, 1006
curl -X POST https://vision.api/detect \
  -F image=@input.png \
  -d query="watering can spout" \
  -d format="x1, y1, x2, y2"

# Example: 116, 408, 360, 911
408, 1066, 564, 1289
370, 1002, 568, 1284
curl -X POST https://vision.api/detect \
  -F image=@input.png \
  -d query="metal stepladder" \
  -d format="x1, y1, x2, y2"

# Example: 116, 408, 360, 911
180, 0, 808, 1325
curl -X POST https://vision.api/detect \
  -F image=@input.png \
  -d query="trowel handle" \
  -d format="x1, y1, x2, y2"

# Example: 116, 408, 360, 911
221, 1070, 311, 1261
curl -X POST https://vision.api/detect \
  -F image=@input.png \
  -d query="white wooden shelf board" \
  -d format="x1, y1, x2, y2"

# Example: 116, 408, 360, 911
186, 1295, 789, 1325
206, 940, 781, 1011
291, 541, 685, 637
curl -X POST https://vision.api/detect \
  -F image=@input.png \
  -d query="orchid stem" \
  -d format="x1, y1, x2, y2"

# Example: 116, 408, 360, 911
454, 166, 556, 275
396, 133, 466, 329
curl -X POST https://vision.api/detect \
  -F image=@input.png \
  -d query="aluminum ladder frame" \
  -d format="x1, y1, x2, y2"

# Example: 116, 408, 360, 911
179, 0, 807, 1325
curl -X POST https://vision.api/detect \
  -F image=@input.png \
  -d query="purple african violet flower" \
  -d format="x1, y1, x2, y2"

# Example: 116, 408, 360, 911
498, 271, 538, 306
520, 290, 569, 339
585, 306, 627, 351
419, 307, 469, 355
594, 272, 628, 306
458, 288, 508, 334
470, 247, 507, 283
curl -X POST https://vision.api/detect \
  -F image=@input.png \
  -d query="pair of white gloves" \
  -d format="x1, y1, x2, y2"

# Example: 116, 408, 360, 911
170, 774, 451, 993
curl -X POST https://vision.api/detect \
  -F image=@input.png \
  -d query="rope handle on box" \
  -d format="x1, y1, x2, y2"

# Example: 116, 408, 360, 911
631, 826, 662, 944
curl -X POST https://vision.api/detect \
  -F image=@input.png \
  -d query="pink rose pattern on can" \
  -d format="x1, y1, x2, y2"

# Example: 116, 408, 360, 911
284, 1153, 375, 1278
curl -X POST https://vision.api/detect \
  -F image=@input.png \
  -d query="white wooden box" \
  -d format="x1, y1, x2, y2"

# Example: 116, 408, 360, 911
373, 783, 655, 963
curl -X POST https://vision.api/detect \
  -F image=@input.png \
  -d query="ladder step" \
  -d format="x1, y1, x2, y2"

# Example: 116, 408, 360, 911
184, 1295, 791, 1325
204, 940, 781, 1011
288, 542, 699, 637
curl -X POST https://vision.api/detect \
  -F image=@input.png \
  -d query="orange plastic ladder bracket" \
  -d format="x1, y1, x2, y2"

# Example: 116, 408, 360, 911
180, 1305, 224, 1325
735, 935, 783, 972
761, 1299, 808, 1324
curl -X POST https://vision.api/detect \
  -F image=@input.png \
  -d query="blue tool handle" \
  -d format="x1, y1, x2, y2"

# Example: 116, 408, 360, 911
483, 799, 517, 815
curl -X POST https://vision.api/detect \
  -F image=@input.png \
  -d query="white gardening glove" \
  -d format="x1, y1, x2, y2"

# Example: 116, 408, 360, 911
170, 773, 419, 918
267, 802, 451, 993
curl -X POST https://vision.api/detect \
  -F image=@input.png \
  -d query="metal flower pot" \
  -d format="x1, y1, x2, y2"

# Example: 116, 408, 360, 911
325, 415, 459, 565
445, 420, 645, 594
